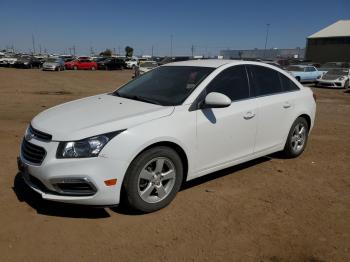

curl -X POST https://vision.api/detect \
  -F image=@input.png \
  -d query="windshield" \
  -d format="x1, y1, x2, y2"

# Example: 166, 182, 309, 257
287, 66, 304, 72
46, 58, 59, 63
113, 66, 214, 106
326, 69, 349, 75
140, 62, 158, 68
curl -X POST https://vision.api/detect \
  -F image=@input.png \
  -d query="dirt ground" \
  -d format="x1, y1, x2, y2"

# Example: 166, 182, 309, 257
0, 68, 349, 262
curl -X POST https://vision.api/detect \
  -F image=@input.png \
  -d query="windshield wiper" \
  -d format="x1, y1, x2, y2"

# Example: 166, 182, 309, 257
114, 92, 162, 105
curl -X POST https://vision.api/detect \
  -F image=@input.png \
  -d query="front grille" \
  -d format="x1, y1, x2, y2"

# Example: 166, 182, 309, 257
319, 82, 335, 87
29, 125, 52, 141
21, 139, 46, 164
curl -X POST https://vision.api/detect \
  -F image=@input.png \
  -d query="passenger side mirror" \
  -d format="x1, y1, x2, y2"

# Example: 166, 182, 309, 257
201, 92, 231, 109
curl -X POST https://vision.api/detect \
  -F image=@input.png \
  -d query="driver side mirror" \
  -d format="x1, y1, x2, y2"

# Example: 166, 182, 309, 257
200, 92, 231, 109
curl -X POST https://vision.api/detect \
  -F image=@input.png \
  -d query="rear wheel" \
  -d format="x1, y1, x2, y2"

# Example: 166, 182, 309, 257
295, 76, 301, 82
73, 66, 78, 70
123, 146, 183, 213
282, 117, 309, 158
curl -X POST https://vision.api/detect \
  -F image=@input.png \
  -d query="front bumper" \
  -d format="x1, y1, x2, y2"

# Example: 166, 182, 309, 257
316, 79, 346, 88
43, 66, 56, 71
18, 138, 129, 206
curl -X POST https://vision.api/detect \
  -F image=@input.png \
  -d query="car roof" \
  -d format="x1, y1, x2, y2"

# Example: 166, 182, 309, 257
288, 65, 311, 68
164, 59, 237, 68
163, 59, 290, 69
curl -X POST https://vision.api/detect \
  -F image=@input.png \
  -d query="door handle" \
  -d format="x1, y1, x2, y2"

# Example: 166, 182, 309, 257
283, 102, 292, 109
243, 111, 255, 120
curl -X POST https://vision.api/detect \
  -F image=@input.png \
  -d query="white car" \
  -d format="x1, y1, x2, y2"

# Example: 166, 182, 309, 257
134, 61, 158, 77
316, 68, 350, 88
125, 58, 138, 69
0, 56, 18, 66
18, 60, 316, 212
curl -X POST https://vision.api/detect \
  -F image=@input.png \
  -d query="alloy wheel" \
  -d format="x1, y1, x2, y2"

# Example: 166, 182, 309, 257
291, 122, 307, 154
137, 157, 176, 203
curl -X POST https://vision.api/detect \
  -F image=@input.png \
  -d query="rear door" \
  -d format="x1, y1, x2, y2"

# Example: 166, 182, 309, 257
195, 65, 257, 172
247, 65, 296, 154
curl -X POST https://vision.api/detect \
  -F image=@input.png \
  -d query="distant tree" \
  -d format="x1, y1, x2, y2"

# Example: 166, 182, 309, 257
125, 46, 134, 57
99, 49, 112, 57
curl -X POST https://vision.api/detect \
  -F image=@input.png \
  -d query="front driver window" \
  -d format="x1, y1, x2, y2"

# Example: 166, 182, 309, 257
205, 65, 250, 101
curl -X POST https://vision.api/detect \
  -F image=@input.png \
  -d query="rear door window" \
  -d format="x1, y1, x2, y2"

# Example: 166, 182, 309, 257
249, 65, 282, 96
279, 73, 300, 92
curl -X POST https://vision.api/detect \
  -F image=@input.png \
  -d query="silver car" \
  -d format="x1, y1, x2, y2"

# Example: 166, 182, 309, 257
42, 58, 65, 71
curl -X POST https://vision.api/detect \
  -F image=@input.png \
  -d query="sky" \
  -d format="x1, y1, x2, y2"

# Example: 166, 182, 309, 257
1, 0, 349, 56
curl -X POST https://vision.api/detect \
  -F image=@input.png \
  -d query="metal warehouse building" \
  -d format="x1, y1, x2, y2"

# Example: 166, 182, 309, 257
305, 20, 350, 63
220, 48, 305, 60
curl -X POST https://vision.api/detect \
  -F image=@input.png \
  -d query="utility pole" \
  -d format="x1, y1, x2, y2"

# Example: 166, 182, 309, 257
32, 34, 36, 54
73, 45, 76, 56
170, 34, 173, 57
191, 45, 194, 57
151, 45, 154, 57
264, 23, 270, 58
39, 44, 42, 54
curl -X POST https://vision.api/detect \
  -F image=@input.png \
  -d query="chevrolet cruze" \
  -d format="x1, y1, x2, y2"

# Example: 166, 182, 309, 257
18, 60, 316, 212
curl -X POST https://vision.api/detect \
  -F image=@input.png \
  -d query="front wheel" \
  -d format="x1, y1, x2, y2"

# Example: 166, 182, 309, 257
123, 146, 183, 213
282, 117, 309, 158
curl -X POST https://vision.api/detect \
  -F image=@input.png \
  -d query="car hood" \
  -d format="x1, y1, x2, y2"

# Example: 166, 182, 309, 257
31, 94, 174, 141
321, 74, 347, 80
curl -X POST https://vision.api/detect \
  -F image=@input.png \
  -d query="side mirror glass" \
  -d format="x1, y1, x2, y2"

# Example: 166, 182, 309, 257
201, 92, 231, 109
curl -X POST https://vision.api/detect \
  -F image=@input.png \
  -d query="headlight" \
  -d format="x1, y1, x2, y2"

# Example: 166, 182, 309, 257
56, 130, 125, 158
24, 62, 29, 65
338, 76, 345, 81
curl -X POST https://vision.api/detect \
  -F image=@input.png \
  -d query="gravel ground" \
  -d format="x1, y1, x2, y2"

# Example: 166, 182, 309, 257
0, 68, 349, 262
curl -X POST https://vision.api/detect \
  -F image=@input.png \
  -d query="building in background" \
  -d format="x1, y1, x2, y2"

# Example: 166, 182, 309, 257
305, 20, 350, 63
220, 48, 305, 60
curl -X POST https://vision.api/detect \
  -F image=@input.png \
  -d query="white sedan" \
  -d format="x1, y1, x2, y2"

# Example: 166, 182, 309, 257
18, 60, 316, 212
316, 68, 350, 88
134, 61, 158, 77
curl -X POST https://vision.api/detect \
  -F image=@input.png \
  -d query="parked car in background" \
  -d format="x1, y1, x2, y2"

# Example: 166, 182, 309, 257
14, 56, 42, 69
65, 57, 97, 70
0, 55, 19, 67
287, 65, 326, 83
319, 62, 350, 72
125, 58, 138, 69
59, 55, 75, 62
134, 61, 158, 77
97, 57, 126, 70
42, 58, 65, 71
18, 60, 316, 212
316, 68, 350, 88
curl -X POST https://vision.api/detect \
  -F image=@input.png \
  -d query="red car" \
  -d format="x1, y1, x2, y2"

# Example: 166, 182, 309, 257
65, 57, 97, 70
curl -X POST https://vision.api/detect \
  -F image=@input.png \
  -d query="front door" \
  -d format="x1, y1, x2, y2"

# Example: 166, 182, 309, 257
195, 65, 257, 173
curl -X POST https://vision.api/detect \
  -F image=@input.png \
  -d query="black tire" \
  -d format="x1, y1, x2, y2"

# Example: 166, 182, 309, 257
73, 66, 78, 70
123, 146, 183, 213
295, 76, 301, 82
282, 117, 309, 158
